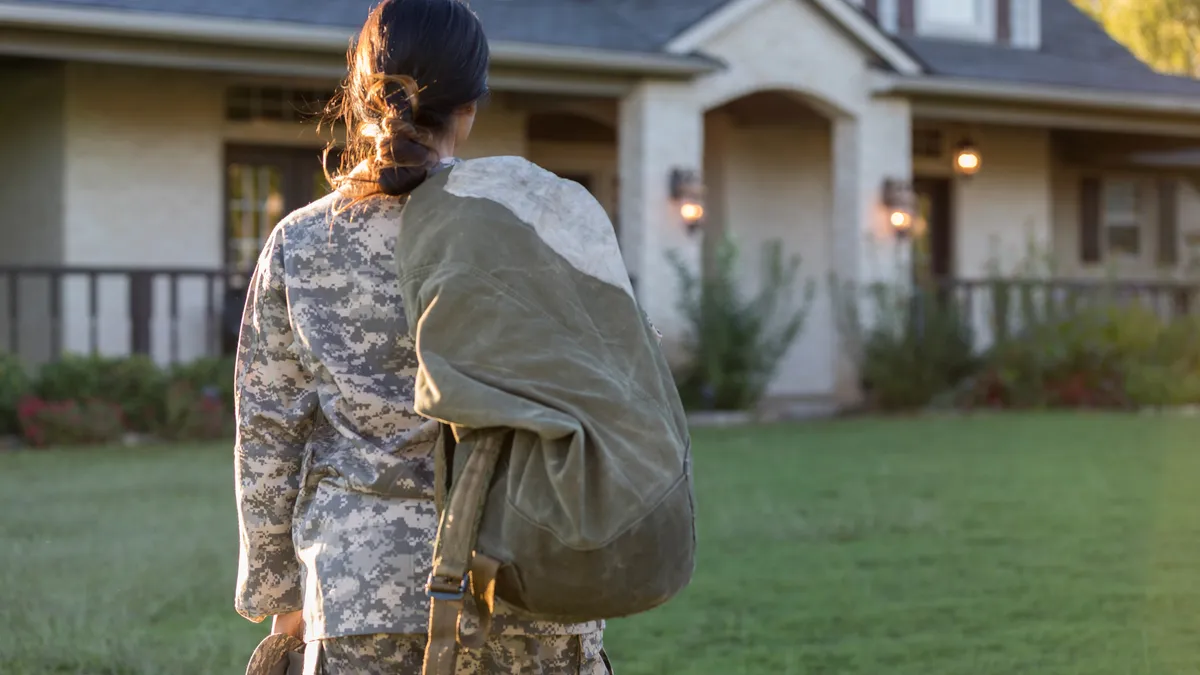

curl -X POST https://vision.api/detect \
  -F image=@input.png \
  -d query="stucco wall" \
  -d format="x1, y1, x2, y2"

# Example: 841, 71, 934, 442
64, 63, 225, 268
0, 59, 66, 364
58, 63, 225, 361
691, 0, 870, 117
1051, 165, 1197, 281
654, 0, 890, 407
710, 117, 838, 399
460, 99, 528, 160
913, 124, 1054, 278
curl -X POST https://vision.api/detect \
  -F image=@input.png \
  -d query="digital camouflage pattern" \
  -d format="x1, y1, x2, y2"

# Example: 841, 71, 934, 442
303, 631, 611, 675
233, 181, 601, 640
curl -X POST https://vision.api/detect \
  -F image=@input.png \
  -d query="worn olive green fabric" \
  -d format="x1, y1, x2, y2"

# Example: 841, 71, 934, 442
396, 156, 696, 624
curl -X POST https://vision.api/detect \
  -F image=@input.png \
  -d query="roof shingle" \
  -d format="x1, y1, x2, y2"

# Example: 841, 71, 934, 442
11, 0, 1200, 97
898, 0, 1200, 97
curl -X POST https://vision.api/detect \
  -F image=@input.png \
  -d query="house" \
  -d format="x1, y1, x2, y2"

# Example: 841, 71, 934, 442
3, 0, 1200, 412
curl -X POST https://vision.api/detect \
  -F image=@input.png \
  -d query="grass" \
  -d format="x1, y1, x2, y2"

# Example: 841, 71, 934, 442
5, 414, 1200, 674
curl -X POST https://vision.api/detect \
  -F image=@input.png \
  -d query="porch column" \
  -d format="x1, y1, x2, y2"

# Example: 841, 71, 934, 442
831, 117, 862, 289
830, 116, 863, 403
618, 81, 704, 356
829, 97, 913, 403
856, 96, 913, 289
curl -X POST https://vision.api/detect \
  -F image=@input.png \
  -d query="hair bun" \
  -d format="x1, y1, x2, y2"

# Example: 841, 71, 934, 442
376, 127, 436, 195
369, 74, 438, 196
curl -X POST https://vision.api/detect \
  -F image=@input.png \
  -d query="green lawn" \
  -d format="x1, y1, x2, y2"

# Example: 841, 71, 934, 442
6, 414, 1200, 674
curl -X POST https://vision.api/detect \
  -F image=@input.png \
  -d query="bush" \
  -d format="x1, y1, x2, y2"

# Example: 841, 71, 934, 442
154, 381, 232, 441
0, 352, 32, 436
17, 397, 125, 448
670, 235, 815, 411
169, 356, 236, 412
962, 303, 1170, 410
841, 283, 977, 410
36, 354, 167, 432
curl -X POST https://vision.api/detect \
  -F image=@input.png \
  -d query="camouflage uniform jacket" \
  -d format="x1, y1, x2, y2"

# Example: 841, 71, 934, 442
233, 189, 603, 641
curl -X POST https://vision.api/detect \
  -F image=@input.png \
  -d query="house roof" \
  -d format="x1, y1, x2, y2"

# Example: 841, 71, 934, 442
897, 0, 1200, 97
6, 0, 1200, 99
1, 0, 732, 53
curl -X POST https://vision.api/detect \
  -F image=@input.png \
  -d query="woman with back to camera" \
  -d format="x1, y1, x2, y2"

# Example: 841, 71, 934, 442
232, 0, 612, 672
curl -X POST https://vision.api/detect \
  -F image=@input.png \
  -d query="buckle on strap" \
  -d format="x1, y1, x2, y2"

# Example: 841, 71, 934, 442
426, 572, 467, 601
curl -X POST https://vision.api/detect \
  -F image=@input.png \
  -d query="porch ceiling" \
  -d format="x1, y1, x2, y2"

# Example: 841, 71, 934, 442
909, 94, 1200, 140
1053, 129, 1200, 171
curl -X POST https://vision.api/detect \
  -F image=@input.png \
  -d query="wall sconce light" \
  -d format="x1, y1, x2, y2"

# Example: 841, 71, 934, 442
670, 168, 706, 235
953, 139, 981, 177
882, 178, 916, 239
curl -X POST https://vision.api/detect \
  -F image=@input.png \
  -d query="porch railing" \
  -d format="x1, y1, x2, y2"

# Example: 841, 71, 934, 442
4, 267, 1199, 365
941, 278, 1200, 349
0, 265, 238, 365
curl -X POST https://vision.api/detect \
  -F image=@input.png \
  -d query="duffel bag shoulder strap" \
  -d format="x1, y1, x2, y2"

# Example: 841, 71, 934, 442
422, 430, 505, 675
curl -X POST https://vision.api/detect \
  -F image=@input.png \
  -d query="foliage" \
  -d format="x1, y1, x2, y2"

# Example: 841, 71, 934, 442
168, 356, 236, 413
0, 352, 235, 446
960, 300, 1200, 410
0, 352, 31, 436
1072, 0, 1200, 78
36, 354, 168, 432
17, 397, 125, 448
153, 381, 232, 442
670, 234, 815, 411
832, 278, 977, 410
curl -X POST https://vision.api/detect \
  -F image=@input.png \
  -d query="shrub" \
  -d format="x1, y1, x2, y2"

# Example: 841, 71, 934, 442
837, 282, 977, 410
154, 381, 232, 441
670, 235, 815, 411
169, 356, 236, 412
962, 303, 1166, 410
36, 354, 167, 432
17, 396, 125, 448
0, 351, 32, 436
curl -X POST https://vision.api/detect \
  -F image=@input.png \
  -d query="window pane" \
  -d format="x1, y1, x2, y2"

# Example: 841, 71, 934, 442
1107, 224, 1140, 257
226, 162, 284, 276
923, 0, 979, 24
1104, 180, 1139, 221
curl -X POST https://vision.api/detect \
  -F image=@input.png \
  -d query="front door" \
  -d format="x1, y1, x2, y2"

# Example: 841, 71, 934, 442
222, 145, 338, 352
912, 177, 954, 289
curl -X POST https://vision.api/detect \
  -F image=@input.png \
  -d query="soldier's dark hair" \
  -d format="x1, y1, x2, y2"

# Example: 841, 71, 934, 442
325, 0, 490, 200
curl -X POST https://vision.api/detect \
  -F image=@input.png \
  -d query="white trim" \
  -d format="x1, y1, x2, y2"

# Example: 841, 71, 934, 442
876, 74, 1200, 116
0, 27, 349, 79
911, 100, 1200, 138
664, 0, 773, 53
0, 1, 717, 77
916, 0, 995, 43
0, 27, 639, 96
1010, 0, 1041, 49
494, 42, 717, 77
878, 0, 900, 32
665, 0, 922, 75
809, 0, 922, 75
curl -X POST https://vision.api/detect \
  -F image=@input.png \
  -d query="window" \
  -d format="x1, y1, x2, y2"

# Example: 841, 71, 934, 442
1080, 177, 1158, 265
917, 0, 995, 41
1103, 179, 1141, 257
912, 128, 944, 159
922, 0, 981, 25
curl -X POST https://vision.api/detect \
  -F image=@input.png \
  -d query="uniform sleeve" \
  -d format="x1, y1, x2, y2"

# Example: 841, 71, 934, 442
233, 226, 318, 623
